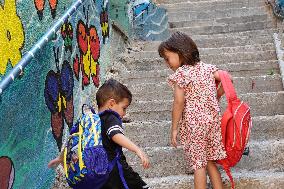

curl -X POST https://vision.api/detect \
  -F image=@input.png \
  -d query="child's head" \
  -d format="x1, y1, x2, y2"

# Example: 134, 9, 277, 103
96, 79, 132, 118
158, 31, 200, 71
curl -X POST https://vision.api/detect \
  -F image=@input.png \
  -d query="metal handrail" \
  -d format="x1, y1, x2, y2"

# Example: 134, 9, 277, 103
0, 0, 86, 96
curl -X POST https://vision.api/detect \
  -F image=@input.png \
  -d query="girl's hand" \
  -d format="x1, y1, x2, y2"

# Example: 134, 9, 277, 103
136, 149, 150, 169
171, 129, 178, 148
48, 157, 62, 169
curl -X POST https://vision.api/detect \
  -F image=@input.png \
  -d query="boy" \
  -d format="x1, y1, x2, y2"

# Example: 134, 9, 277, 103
48, 79, 150, 189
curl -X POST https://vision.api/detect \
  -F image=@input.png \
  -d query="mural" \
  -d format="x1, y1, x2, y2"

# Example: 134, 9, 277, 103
0, 156, 15, 189
0, 0, 144, 188
109, 0, 131, 35
277, 0, 284, 8
44, 47, 74, 151
61, 21, 74, 52
267, 0, 284, 18
73, 6, 101, 89
108, 0, 169, 40
132, 0, 150, 19
0, 0, 24, 75
34, 0, 58, 20
100, 0, 109, 44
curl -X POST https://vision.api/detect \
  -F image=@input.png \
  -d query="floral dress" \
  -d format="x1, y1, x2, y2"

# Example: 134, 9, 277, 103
168, 62, 227, 170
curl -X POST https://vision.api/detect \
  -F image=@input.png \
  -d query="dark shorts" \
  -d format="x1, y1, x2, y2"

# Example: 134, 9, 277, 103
101, 164, 148, 189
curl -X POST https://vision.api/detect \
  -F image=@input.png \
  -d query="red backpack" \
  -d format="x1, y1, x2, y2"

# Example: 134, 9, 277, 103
216, 71, 253, 189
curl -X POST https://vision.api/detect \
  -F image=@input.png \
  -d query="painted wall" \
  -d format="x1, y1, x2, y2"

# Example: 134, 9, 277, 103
0, 0, 169, 188
109, 0, 169, 40
132, 0, 169, 40
0, 0, 112, 188
277, 0, 284, 8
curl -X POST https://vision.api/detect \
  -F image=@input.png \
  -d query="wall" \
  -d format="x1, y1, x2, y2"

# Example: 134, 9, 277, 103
131, 0, 169, 40
109, 0, 169, 41
0, 0, 169, 188
0, 0, 114, 188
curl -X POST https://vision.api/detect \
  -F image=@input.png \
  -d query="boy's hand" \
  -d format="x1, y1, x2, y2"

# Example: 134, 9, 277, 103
171, 129, 178, 148
136, 149, 150, 169
48, 157, 62, 169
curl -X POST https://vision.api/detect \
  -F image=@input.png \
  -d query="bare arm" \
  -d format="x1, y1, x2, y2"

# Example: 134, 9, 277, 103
48, 151, 64, 168
171, 83, 185, 147
112, 134, 150, 169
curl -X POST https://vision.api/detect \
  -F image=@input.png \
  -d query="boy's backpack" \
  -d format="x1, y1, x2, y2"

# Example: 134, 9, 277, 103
216, 71, 253, 189
63, 105, 129, 189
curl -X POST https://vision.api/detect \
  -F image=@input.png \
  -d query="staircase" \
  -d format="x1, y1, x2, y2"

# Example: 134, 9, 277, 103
119, 0, 284, 188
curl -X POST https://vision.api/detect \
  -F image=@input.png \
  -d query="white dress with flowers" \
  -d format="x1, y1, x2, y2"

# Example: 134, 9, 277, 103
168, 62, 227, 170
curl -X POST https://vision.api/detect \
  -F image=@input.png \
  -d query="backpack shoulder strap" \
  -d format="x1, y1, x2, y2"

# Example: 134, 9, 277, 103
219, 70, 237, 102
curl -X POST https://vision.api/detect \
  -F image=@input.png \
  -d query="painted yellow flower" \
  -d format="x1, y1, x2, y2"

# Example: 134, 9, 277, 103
0, 0, 24, 75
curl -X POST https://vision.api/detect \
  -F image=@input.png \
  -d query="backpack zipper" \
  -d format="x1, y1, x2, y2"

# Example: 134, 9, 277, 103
245, 118, 253, 147
240, 108, 250, 148
232, 101, 244, 148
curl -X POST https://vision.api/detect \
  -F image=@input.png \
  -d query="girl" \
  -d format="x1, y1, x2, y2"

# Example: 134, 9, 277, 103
158, 31, 227, 189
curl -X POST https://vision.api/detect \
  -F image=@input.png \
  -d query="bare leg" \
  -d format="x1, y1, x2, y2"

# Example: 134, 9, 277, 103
207, 161, 224, 189
194, 167, 207, 189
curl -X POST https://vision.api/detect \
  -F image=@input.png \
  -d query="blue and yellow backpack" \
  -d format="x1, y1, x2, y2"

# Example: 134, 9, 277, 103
63, 105, 129, 189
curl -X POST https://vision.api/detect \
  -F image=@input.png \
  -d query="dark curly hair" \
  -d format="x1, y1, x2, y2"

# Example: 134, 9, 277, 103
158, 31, 200, 66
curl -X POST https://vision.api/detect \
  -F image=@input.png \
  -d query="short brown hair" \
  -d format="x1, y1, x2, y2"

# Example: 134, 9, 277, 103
158, 31, 200, 66
96, 79, 132, 108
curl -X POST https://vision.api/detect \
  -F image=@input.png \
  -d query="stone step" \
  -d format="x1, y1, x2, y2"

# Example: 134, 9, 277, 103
130, 43, 275, 59
159, 0, 264, 9
169, 20, 273, 35
128, 92, 284, 121
125, 115, 284, 147
123, 50, 277, 71
125, 139, 284, 178
167, 7, 268, 22
134, 29, 275, 51
144, 170, 284, 189
169, 14, 268, 29
128, 75, 283, 100
122, 60, 280, 81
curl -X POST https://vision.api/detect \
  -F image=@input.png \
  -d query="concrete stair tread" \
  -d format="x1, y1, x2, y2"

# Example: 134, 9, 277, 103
124, 115, 284, 147
127, 43, 275, 58
169, 21, 272, 35
169, 15, 269, 29
123, 64, 279, 79
132, 29, 276, 51
122, 53, 278, 71
131, 43, 276, 58
121, 60, 280, 78
167, 7, 268, 22
128, 92, 284, 119
169, 14, 267, 24
144, 170, 284, 189
127, 74, 283, 95
126, 139, 284, 177
164, 2, 265, 9
128, 49, 276, 60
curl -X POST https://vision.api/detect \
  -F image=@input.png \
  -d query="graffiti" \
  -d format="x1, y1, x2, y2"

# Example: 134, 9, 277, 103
34, 0, 58, 20
278, 0, 284, 8
100, 0, 109, 44
44, 47, 74, 151
132, 0, 150, 19
130, 0, 169, 41
73, 7, 100, 89
0, 156, 15, 189
0, 0, 24, 75
61, 21, 73, 52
